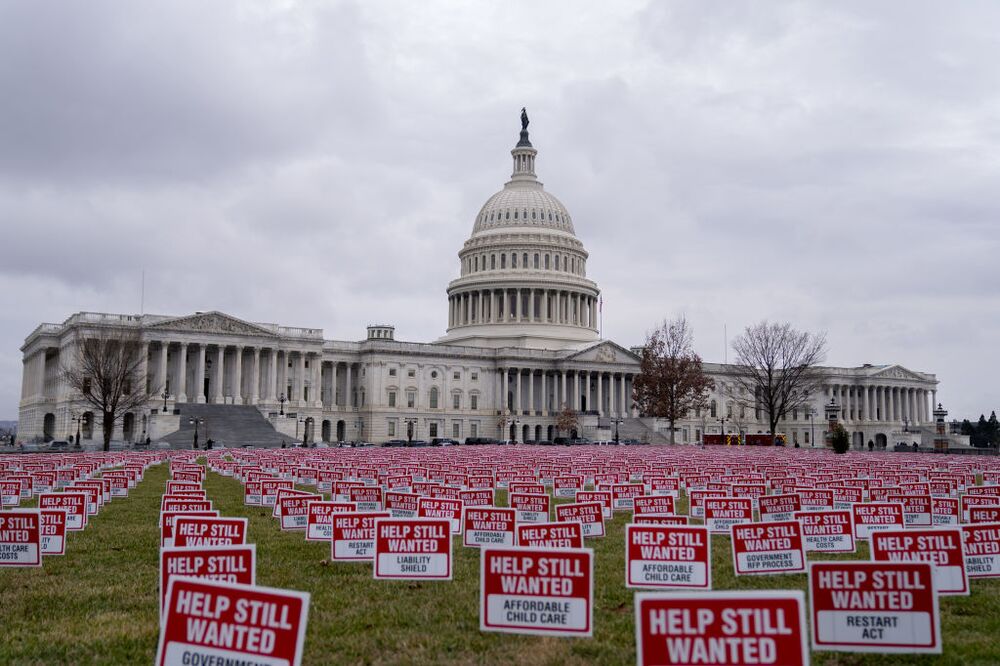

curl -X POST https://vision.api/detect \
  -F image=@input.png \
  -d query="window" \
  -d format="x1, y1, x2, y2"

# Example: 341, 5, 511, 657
429, 423, 438, 438
389, 368, 397, 377
407, 391, 415, 408
453, 394, 461, 409
83, 377, 92, 395
491, 255, 496, 269
695, 407, 701, 417
501, 255, 507, 269
388, 391, 396, 407
431, 371, 438, 379
804, 431, 810, 444
407, 369, 415, 378
555, 255, 560, 270
471, 422, 479, 437
512, 253, 517, 268
453, 422, 461, 438
453, 371, 460, 380
710, 400, 718, 418
474, 256, 478, 271
470, 395, 478, 410
545, 255, 550, 269
727, 403, 733, 419
388, 420, 396, 436
429, 387, 439, 409
304, 360, 310, 368
533, 253, 539, 268
303, 387, 309, 401
471, 372, 478, 381
522, 253, 528, 266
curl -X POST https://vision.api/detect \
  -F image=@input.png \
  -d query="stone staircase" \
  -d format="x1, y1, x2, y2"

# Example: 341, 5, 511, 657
161, 404, 286, 449
612, 418, 673, 445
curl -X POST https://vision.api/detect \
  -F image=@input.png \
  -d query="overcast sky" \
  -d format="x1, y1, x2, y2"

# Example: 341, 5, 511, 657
1, 1, 997, 421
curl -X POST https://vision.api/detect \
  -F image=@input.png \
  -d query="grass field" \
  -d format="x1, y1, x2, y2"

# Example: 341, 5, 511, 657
2, 461, 1000, 665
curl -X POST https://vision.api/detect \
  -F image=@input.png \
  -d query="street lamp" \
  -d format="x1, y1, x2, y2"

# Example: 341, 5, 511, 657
188, 417, 204, 449
278, 393, 286, 416
72, 413, 82, 447
610, 417, 624, 444
719, 416, 727, 445
161, 390, 169, 413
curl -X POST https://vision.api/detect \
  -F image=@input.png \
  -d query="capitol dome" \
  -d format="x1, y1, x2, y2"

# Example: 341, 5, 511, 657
437, 112, 601, 350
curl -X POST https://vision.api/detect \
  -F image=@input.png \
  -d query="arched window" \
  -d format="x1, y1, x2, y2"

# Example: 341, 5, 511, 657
491, 254, 496, 269
514, 210, 518, 220
501, 254, 506, 269
555, 255, 560, 270
544, 254, 550, 269
474, 256, 478, 271
429, 387, 439, 409
522, 253, 528, 267
511, 253, 517, 268
533, 253, 539, 268
710, 400, 718, 418
531, 210, 536, 220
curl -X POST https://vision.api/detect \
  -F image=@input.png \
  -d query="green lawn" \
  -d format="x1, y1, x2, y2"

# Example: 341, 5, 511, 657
2, 463, 999, 665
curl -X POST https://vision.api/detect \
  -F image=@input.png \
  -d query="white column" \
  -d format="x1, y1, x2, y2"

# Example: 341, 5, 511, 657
345, 363, 353, 408
528, 369, 535, 415
597, 372, 604, 416
620, 373, 628, 418
214, 346, 225, 403
138, 342, 150, 396
931, 389, 937, 413
231, 346, 243, 404
268, 349, 277, 401
158, 343, 169, 394
501, 368, 508, 412
177, 343, 188, 403
251, 348, 261, 404
574, 371, 581, 411
332, 363, 339, 408
313, 354, 323, 407
514, 368, 522, 414
560, 371, 567, 410
196, 345, 206, 403
541, 371, 548, 415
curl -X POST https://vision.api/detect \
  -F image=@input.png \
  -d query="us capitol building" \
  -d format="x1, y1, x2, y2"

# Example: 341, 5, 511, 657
17, 115, 948, 449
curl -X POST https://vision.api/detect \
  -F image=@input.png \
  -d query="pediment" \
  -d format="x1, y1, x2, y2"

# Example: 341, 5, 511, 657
149, 311, 277, 338
869, 364, 926, 382
563, 340, 640, 365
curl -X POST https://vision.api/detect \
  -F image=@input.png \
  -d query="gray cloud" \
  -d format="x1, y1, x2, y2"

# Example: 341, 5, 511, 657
0, 0, 997, 420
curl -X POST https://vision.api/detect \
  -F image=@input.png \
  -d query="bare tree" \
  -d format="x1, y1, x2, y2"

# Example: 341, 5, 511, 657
730, 321, 827, 445
632, 316, 714, 445
555, 404, 579, 439
61, 327, 150, 451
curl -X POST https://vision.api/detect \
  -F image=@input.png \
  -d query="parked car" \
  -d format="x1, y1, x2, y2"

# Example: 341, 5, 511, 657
408, 440, 429, 448
47, 439, 70, 451
429, 438, 459, 447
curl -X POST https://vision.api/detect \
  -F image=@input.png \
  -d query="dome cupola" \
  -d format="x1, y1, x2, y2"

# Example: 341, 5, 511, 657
437, 110, 601, 350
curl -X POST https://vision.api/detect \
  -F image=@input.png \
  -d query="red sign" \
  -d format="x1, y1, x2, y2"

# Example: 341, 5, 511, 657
156, 577, 309, 666
852, 503, 904, 540
459, 488, 494, 507
961, 522, 1000, 579
159, 544, 257, 611
373, 518, 452, 580
161, 510, 219, 548
554, 502, 605, 538
633, 495, 676, 516
510, 492, 550, 524
932, 497, 959, 526
37, 492, 88, 531
611, 483, 643, 511
463, 507, 516, 548
626, 525, 710, 590
758, 494, 801, 522
870, 528, 968, 596
417, 497, 462, 534
305, 501, 356, 542
731, 521, 805, 575
575, 490, 612, 519
332, 511, 389, 561
809, 561, 940, 654
278, 493, 323, 531
480, 547, 593, 636
969, 505, 1000, 524
0, 509, 41, 567
385, 491, 420, 518
173, 517, 249, 548
516, 522, 584, 549
704, 497, 753, 534
634, 515, 689, 526
795, 510, 855, 554
635, 591, 808, 666
40, 508, 67, 556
